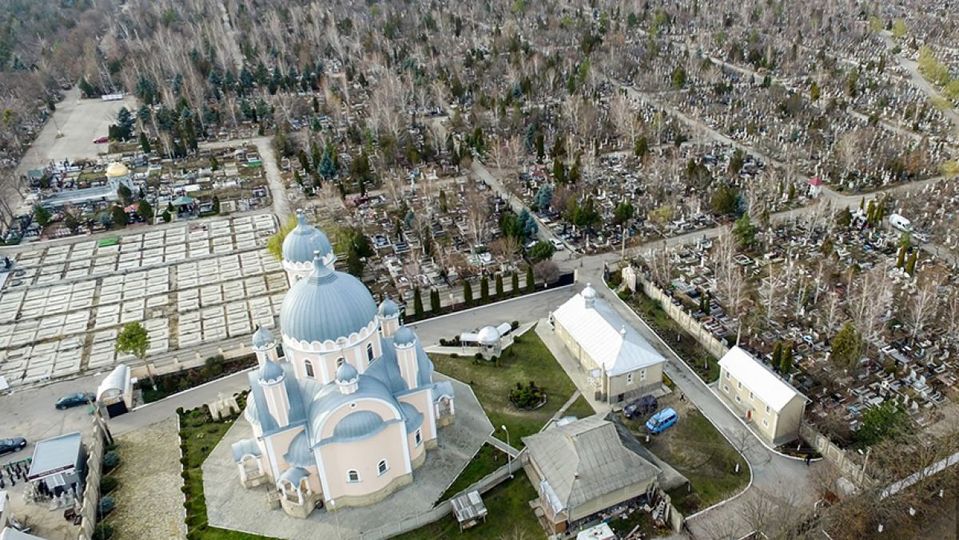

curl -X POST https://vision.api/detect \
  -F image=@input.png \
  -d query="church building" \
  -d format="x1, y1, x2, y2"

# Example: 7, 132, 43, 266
231, 211, 455, 517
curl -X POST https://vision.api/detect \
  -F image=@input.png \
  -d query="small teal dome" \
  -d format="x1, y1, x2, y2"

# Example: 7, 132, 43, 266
251, 326, 275, 349
336, 361, 358, 382
280, 257, 377, 344
258, 358, 284, 383
377, 298, 400, 318
393, 326, 416, 347
282, 210, 333, 264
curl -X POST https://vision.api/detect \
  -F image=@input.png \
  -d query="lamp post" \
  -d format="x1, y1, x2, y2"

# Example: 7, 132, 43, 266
501, 425, 514, 479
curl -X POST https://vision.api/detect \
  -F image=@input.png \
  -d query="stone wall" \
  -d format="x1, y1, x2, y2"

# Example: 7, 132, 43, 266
623, 266, 729, 360
77, 416, 109, 540
799, 422, 873, 487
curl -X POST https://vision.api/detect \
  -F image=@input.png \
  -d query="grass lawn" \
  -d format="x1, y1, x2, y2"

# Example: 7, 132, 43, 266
439, 444, 508, 501
395, 471, 543, 540
179, 403, 275, 540
623, 403, 748, 516
564, 395, 597, 419
626, 291, 721, 382
431, 327, 584, 447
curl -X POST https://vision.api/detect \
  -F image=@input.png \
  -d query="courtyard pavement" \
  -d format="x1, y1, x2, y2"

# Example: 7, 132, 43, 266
201, 374, 491, 540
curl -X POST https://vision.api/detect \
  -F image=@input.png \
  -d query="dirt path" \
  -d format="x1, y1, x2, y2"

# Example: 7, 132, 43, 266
108, 417, 186, 540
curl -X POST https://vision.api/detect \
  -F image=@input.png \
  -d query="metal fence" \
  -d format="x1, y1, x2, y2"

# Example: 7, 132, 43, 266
359, 451, 527, 539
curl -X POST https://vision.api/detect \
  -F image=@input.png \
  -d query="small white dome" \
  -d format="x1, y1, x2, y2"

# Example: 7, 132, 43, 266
581, 283, 597, 299
477, 326, 501, 345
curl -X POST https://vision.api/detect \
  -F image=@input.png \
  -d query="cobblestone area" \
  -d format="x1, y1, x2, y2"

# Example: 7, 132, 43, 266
109, 417, 186, 540
203, 374, 491, 540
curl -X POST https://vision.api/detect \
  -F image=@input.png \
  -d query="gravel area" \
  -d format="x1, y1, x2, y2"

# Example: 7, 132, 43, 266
108, 417, 186, 540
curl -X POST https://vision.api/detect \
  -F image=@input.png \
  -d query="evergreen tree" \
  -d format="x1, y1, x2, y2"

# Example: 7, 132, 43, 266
161, 210, 172, 223
137, 200, 154, 222
526, 266, 535, 293
139, 132, 151, 154
430, 288, 441, 313
113, 107, 135, 141
771, 342, 784, 372
831, 322, 862, 370
463, 281, 474, 306
413, 287, 424, 317
33, 205, 52, 227
511, 273, 520, 296
495, 274, 504, 297
480, 276, 490, 302
781, 344, 794, 375
111, 206, 128, 228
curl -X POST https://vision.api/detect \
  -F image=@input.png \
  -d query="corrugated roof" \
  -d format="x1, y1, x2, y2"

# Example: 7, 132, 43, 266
718, 347, 806, 412
553, 289, 666, 376
522, 415, 660, 514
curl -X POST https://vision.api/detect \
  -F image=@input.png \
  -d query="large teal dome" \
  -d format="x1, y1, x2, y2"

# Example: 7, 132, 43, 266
280, 257, 377, 344
282, 210, 333, 263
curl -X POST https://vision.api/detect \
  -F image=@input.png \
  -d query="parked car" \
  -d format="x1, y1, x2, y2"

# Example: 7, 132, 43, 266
92, 136, 109, 144
624, 395, 658, 419
55, 392, 95, 410
645, 407, 679, 434
0, 437, 27, 455
550, 238, 565, 250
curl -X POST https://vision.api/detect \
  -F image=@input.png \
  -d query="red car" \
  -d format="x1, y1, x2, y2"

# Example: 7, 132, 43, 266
93, 136, 109, 144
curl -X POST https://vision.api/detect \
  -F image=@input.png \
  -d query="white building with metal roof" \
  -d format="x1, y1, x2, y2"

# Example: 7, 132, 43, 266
717, 346, 808, 446
231, 216, 455, 518
551, 284, 666, 403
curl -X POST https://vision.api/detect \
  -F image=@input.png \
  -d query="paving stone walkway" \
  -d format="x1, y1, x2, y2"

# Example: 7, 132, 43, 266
109, 417, 186, 540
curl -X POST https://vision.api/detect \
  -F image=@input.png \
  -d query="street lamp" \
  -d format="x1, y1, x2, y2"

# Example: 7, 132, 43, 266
501, 425, 514, 479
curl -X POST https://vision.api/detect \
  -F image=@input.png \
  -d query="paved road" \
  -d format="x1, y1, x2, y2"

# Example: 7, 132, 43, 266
0, 287, 571, 466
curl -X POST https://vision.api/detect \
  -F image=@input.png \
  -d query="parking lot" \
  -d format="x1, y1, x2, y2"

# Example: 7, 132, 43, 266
0, 213, 285, 387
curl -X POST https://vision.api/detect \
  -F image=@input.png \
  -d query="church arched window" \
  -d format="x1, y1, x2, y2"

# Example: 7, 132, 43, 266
304, 360, 314, 378
367, 343, 374, 362
347, 469, 360, 483
337, 357, 345, 368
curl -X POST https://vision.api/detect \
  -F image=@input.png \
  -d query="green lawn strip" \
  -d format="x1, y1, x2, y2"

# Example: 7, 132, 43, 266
439, 443, 508, 501
395, 471, 542, 540
626, 291, 720, 382
179, 405, 274, 540
626, 409, 748, 515
563, 395, 598, 419
432, 327, 582, 447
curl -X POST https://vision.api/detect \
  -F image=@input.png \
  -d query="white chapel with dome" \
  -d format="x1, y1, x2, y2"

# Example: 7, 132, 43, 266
231, 210, 455, 517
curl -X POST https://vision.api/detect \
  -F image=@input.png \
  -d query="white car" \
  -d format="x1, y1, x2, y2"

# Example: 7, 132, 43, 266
550, 238, 565, 250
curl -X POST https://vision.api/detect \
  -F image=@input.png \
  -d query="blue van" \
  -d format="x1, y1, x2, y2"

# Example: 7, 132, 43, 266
645, 408, 679, 434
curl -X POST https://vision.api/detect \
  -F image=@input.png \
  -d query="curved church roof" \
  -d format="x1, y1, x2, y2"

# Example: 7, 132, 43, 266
282, 210, 334, 264
307, 374, 400, 446
279, 256, 378, 344
284, 431, 314, 468
332, 410, 386, 441
105, 162, 130, 178
251, 326, 275, 349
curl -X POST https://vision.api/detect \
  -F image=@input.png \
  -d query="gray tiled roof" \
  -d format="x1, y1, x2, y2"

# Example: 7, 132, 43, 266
523, 415, 661, 512
231, 438, 262, 463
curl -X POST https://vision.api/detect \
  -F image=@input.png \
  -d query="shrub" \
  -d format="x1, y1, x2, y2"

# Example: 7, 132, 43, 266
98, 495, 116, 516
93, 523, 114, 540
509, 381, 545, 409
102, 450, 120, 472
511, 320, 519, 329
450, 353, 459, 358
99, 476, 119, 494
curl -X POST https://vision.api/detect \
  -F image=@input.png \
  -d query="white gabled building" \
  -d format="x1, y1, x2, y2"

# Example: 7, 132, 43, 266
717, 347, 808, 446
551, 284, 666, 403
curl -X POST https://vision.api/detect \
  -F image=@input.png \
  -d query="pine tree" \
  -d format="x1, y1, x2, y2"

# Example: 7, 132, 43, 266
511, 273, 520, 296
481, 276, 490, 302
139, 132, 151, 154
413, 287, 424, 317
526, 266, 535, 293
495, 274, 504, 297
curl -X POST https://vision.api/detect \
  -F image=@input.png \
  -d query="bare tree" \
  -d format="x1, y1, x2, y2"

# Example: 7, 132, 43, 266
903, 271, 939, 343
